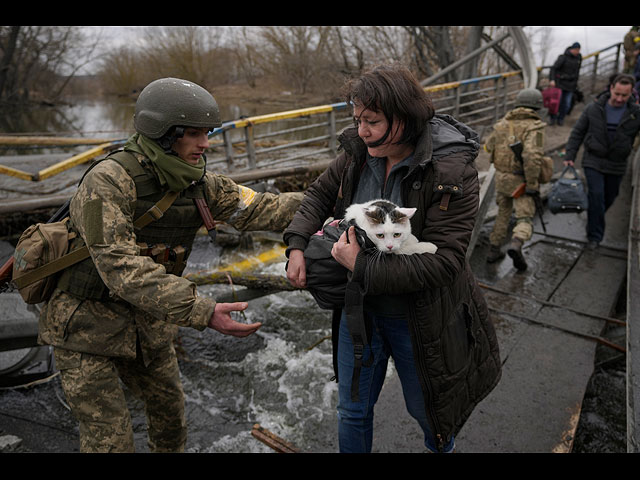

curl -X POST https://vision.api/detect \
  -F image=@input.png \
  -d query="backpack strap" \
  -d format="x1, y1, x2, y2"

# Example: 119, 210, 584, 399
12, 190, 179, 290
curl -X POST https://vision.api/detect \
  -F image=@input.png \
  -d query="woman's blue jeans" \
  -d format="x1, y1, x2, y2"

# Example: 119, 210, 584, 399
336, 310, 454, 453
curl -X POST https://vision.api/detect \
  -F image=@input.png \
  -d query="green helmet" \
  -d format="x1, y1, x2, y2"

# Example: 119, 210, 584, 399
515, 88, 543, 110
134, 78, 222, 139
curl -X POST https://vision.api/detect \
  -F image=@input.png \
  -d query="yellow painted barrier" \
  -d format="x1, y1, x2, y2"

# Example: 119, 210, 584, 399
230, 104, 335, 129
0, 136, 119, 146
35, 142, 115, 181
212, 244, 287, 274
0, 164, 33, 181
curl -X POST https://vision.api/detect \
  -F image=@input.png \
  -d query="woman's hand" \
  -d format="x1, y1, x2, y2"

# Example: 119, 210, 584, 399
286, 249, 307, 288
331, 226, 361, 272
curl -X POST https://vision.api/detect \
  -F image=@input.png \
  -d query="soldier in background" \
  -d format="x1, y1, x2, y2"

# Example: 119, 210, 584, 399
37, 78, 303, 452
623, 26, 640, 74
484, 88, 546, 271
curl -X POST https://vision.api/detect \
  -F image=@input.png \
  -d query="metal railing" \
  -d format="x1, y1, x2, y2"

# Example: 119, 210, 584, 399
0, 43, 624, 184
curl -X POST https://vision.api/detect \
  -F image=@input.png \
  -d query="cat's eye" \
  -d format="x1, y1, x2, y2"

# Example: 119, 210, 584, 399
376, 234, 384, 239
393, 233, 401, 238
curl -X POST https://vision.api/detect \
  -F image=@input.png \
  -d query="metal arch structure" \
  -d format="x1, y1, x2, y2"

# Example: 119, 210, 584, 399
421, 26, 538, 89
507, 26, 538, 89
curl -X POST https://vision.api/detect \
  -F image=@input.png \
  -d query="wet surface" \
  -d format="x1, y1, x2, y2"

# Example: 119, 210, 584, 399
0, 216, 628, 453
0, 243, 341, 453
0, 99, 632, 452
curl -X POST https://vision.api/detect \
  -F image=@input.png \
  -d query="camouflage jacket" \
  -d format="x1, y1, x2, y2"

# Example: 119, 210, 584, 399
38, 154, 303, 362
484, 107, 546, 195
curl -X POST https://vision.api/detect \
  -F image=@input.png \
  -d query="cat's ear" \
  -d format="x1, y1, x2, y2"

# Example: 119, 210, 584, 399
364, 207, 383, 224
397, 207, 417, 219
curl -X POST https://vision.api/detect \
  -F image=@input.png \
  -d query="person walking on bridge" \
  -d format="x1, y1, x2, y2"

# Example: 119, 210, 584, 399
549, 42, 582, 126
563, 73, 640, 249
37, 78, 303, 453
484, 88, 547, 271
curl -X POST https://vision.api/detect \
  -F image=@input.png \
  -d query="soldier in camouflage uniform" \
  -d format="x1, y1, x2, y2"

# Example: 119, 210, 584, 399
483, 88, 546, 271
37, 78, 303, 452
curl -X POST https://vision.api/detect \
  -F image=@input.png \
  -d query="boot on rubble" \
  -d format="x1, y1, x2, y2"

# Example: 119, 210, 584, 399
507, 238, 527, 271
486, 244, 505, 263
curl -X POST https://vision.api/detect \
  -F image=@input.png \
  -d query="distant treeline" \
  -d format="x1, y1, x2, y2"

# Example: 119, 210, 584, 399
0, 26, 554, 105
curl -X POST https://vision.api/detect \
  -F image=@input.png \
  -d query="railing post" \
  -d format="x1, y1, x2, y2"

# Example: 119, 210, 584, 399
454, 85, 461, 117
493, 77, 500, 124
501, 76, 508, 116
591, 53, 600, 95
328, 110, 337, 155
222, 129, 235, 171
245, 124, 257, 169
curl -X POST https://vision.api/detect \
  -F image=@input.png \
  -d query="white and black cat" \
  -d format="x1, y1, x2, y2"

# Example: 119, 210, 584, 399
343, 199, 437, 255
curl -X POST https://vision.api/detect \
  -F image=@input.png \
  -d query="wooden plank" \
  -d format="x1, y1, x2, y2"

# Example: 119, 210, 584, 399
250, 424, 300, 453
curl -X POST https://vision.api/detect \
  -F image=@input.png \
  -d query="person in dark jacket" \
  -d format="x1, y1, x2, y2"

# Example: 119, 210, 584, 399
564, 73, 640, 248
284, 64, 501, 453
549, 42, 582, 126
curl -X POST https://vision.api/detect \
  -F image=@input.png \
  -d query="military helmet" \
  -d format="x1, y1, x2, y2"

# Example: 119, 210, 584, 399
134, 78, 222, 139
515, 88, 544, 110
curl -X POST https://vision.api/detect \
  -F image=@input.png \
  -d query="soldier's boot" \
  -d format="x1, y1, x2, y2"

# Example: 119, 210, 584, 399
486, 244, 505, 263
507, 238, 528, 271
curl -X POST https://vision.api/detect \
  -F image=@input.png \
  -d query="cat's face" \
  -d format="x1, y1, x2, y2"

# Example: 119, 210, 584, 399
363, 205, 416, 253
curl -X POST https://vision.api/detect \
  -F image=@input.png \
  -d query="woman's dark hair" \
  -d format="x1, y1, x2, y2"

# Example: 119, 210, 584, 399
342, 63, 435, 147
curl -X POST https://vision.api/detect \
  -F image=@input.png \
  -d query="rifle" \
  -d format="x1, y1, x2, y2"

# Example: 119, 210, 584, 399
0, 199, 71, 293
509, 141, 547, 234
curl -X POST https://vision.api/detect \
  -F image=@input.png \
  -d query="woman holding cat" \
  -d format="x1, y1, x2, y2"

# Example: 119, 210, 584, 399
284, 64, 501, 453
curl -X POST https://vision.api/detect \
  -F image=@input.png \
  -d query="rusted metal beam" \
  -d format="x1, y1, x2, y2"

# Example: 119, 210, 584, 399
250, 424, 300, 453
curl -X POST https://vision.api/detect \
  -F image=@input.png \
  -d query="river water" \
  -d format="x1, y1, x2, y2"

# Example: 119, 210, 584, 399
0, 97, 327, 143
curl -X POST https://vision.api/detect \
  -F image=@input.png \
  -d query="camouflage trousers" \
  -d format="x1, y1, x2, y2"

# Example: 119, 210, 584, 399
489, 191, 535, 246
54, 341, 187, 453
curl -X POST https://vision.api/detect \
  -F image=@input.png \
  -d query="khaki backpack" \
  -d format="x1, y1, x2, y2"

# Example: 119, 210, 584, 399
12, 189, 179, 304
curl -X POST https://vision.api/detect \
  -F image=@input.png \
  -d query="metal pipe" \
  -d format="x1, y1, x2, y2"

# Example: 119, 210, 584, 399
421, 32, 510, 87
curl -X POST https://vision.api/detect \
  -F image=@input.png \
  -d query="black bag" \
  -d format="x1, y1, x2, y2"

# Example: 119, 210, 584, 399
300, 219, 375, 402
548, 165, 589, 214
301, 219, 372, 310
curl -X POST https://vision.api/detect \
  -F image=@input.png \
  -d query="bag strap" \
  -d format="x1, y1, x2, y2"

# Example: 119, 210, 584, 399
13, 190, 179, 290
343, 280, 374, 402
194, 197, 218, 242
559, 164, 579, 179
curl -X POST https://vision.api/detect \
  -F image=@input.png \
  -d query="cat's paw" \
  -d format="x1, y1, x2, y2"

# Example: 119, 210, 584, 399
414, 242, 438, 254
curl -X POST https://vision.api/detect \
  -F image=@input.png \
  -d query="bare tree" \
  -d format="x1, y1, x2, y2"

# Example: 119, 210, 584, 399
228, 27, 262, 88
461, 26, 484, 81
139, 26, 227, 89
525, 26, 555, 67
258, 26, 334, 94
99, 45, 144, 96
0, 26, 100, 104
404, 26, 459, 82
0, 26, 19, 100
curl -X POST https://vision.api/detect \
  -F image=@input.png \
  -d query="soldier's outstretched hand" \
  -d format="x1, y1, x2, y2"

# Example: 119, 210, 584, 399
208, 302, 262, 337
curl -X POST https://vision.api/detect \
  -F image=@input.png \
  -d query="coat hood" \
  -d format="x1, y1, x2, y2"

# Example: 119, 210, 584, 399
428, 113, 480, 162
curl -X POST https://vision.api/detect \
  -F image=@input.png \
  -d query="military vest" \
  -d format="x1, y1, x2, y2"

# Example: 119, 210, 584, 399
57, 151, 206, 301
489, 109, 545, 175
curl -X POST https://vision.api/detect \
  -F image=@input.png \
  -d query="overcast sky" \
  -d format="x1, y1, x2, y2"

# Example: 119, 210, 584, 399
531, 26, 632, 65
